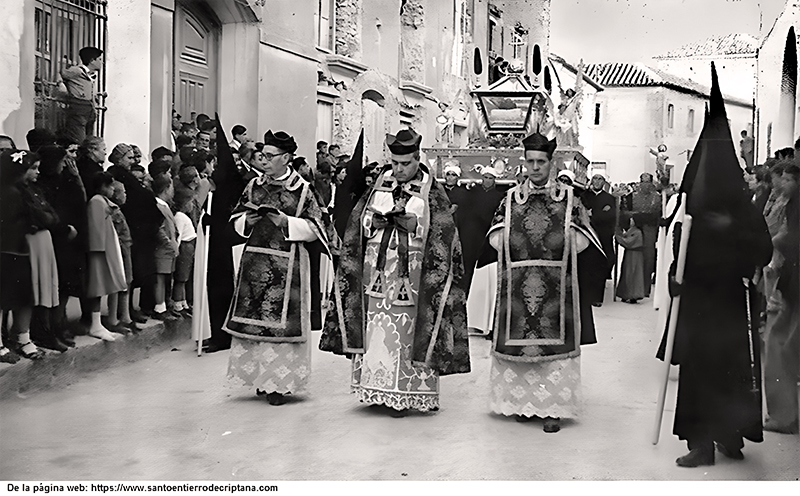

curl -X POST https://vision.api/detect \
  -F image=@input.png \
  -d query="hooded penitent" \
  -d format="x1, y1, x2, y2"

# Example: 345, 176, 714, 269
657, 62, 773, 446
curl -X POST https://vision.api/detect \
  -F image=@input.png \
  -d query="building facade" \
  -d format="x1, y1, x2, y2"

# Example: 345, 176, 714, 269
585, 62, 753, 184
755, 0, 800, 163
1, 0, 559, 165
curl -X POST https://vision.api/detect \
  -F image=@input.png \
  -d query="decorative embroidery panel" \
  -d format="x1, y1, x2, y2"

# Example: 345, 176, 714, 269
492, 188, 581, 362
489, 355, 581, 419
351, 203, 440, 412
227, 337, 311, 395
224, 173, 325, 341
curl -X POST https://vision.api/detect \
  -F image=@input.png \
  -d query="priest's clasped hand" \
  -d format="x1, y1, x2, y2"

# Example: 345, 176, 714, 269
267, 211, 289, 228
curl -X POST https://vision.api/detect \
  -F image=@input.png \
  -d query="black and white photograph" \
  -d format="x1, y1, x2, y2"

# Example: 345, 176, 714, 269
0, 0, 798, 486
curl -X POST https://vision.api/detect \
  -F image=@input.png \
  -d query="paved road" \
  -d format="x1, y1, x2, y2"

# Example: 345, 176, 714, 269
1, 290, 798, 480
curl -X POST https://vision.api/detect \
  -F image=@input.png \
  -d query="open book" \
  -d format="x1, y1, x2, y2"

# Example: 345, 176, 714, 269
243, 202, 281, 216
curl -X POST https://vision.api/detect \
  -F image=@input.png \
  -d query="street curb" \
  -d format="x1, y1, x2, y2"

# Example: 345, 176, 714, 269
0, 318, 191, 401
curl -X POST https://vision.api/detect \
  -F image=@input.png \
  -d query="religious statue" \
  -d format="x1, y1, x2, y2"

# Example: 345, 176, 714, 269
649, 144, 672, 186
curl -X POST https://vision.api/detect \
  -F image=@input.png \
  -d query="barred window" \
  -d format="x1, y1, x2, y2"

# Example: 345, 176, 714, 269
34, 0, 108, 137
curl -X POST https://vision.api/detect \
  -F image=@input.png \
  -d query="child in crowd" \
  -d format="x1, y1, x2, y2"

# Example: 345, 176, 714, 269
152, 174, 180, 321
86, 172, 128, 341
108, 180, 137, 332
172, 185, 198, 317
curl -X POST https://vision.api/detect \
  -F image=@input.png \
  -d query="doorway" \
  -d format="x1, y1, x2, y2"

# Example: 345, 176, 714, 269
174, 2, 220, 121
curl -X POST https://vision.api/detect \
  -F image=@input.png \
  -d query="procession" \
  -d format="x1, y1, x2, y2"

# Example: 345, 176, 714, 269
0, 0, 798, 484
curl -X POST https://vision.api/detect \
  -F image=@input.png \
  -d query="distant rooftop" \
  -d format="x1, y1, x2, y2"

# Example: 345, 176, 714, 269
584, 62, 752, 107
654, 33, 759, 59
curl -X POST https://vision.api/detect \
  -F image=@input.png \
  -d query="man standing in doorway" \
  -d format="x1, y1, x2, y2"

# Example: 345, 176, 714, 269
60, 47, 103, 144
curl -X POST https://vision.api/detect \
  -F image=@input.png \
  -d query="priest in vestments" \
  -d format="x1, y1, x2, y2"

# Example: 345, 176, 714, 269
487, 133, 604, 433
320, 129, 471, 415
224, 131, 331, 406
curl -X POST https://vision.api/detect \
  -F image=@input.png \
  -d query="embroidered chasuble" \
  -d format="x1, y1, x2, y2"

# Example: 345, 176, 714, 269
224, 169, 330, 394
320, 166, 471, 411
487, 181, 603, 418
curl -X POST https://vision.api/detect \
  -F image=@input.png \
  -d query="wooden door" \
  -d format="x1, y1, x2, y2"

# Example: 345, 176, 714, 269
174, 3, 219, 120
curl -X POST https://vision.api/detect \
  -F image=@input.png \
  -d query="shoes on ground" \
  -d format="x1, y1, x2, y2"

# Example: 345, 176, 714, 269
676, 447, 715, 467
715, 442, 744, 460
33, 336, 68, 353
130, 310, 148, 324
16, 342, 46, 360
152, 311, 178, 322
266, 392, 287, 406
202, 343, 230, 354
592, 302, 603, 307
0, 346, 20, 364
542, 417, 561, 433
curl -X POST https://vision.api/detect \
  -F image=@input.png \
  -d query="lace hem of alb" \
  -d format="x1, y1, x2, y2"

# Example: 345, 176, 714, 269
489, 400, 578, 419
353, 386, 439, 412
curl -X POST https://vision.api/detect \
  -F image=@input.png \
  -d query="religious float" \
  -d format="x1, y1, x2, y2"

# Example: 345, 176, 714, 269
424, 64, 590, 186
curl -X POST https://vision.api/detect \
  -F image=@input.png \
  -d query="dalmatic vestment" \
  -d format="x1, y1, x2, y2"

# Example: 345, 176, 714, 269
487, 181, 602, 418
224, 169, 331, 395
320, 167, 470, 411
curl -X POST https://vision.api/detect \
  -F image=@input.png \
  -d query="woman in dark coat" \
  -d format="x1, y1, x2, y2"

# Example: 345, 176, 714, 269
36, 145, 87, 347
107, 143, 162, 321
0, 150, 47, 360
615, 215, 646, 303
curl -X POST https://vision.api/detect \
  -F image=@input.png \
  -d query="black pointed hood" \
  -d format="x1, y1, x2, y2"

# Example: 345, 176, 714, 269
210, 113, 246, 219
680, 62, 748, 216
333, 129, 365, 239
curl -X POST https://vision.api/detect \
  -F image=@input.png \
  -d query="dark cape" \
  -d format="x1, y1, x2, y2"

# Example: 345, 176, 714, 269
206, 116, 247, 348
320, 165, 471, 376
106, 165, 162, 288
36, 169, 87, 297
454, 183, 507, 292
657, 63, 773, 447
332, 130, 365, 240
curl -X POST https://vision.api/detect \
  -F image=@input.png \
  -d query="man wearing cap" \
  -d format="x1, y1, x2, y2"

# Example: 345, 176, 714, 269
223, 130, 332, 406
581, 173, 617, 306
486, 132, 604, 433
321, 128, 470, 416
60, 47, 103, 144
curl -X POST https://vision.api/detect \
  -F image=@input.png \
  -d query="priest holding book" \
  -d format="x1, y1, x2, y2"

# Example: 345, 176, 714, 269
224, 130, 331, 406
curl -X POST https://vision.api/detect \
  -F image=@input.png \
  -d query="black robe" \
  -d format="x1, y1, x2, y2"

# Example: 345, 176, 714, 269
581, 189, 617, 304
36, 169, 87, 298
454, 184, 507, 292
107, 166, 163, 290
658, 200, 772, 447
